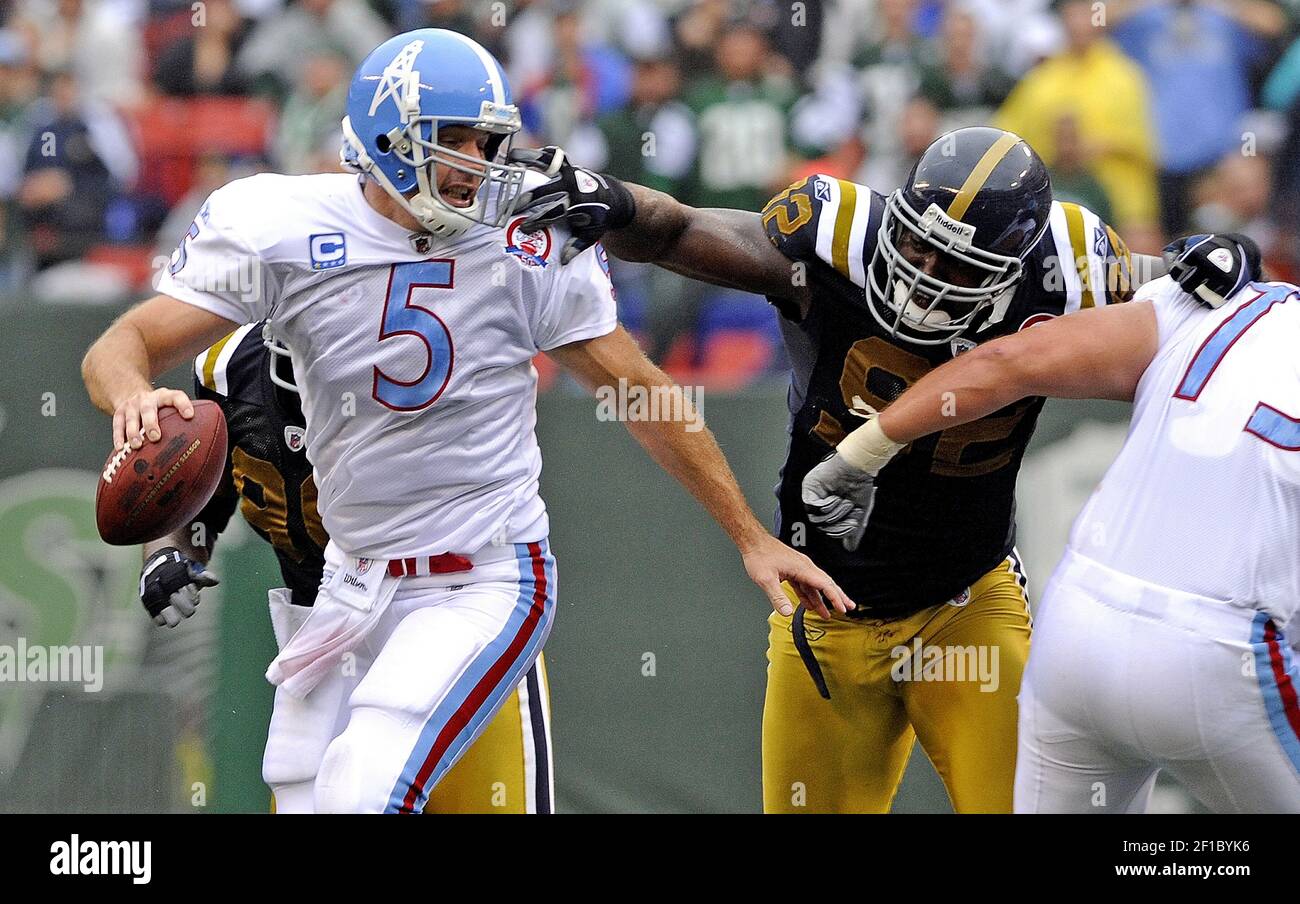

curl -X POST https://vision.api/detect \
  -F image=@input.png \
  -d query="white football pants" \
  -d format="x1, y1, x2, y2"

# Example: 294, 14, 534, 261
1015, 549, 1300, 814
262, 539, 556, 813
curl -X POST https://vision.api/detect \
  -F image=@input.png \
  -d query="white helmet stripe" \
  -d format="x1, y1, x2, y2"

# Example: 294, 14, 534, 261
446, 31, 505, 106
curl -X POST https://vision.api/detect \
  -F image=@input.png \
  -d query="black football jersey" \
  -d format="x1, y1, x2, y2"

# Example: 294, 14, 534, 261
760, 175, 1133, 617
191, 324, 327, 606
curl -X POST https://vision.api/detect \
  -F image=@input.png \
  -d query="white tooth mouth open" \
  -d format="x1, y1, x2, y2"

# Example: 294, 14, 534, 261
444, 184, 475, 206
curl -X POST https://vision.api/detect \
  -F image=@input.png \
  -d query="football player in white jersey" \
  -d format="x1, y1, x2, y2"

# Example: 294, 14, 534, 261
802, 234, 1300, 813
81, 28, 852, 814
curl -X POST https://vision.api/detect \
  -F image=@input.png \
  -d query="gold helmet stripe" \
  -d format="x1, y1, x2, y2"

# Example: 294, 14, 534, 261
947, 132, 1022, 222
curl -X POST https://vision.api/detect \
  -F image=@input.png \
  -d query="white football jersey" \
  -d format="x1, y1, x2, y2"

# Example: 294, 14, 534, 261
1069, 275, 1300, 626
158, 172, 617, 558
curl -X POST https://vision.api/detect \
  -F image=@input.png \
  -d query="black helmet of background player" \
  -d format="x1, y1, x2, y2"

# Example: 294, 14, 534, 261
867, 127, 1053, 345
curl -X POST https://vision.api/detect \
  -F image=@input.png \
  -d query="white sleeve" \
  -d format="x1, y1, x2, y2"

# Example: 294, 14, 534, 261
1134, 274, 1202, 350
532, 241, 619, 351
155, 182, 278, 324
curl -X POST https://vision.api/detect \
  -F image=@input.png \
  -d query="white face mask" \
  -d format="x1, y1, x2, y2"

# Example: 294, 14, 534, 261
893, 280, 956, 332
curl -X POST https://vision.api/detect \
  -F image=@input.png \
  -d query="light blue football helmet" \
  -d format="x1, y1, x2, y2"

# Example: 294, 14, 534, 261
341, 29, 526, 238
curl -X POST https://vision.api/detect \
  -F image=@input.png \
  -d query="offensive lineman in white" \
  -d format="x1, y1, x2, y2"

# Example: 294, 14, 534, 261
801, 235, 1300, 812
82, 29, 853, 813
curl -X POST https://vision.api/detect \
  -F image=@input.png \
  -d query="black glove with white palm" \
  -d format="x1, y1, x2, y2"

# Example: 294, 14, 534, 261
802, 415, 906, 552
1163, 232, 1263, 308
508, 146, 636, 264
140, 546, 219, 628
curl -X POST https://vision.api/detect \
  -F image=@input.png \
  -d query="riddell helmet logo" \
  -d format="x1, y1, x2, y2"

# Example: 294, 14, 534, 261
504, 218, 552, 268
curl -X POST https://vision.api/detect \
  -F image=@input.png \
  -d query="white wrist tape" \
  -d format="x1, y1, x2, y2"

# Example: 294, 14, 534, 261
835, 415, 904, 475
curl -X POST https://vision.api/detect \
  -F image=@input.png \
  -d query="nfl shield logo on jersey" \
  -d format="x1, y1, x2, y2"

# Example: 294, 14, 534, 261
354, 557, 373, 576
284, 425, 305, 452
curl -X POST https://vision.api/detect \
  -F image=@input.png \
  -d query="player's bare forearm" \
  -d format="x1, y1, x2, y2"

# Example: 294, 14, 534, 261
604, 183, 806, 301
548, 326, 769, 552
551, 325, 855, 617
877, 302, 1160, 444
82, 316, 156, 415
82, 295, 238, 414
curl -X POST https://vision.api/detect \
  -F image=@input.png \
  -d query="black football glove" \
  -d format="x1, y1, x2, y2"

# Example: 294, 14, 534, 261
509, 146, 636, 264
140, 546, 219, 628
1163, 232, 1263, 309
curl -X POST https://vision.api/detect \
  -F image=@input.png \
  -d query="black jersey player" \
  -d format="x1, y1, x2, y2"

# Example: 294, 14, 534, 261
510, 127, 1210, 812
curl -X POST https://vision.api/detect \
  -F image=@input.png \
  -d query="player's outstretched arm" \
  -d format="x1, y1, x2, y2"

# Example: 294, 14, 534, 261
512, 146, 807, 302
605, 185, 807, 301
876, 301, 1160, 444
547, 325, 854, 618
82, 294, 239, 450
802, 302, 1160, 549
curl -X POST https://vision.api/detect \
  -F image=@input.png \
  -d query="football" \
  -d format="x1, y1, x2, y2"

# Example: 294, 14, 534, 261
95, 400, 229, 546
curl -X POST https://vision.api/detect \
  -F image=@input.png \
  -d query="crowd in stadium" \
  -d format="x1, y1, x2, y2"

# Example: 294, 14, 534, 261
3, 0, 1300, 385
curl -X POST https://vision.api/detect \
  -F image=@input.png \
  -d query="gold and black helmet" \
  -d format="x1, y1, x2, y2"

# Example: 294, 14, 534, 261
868, 127, 1053, 345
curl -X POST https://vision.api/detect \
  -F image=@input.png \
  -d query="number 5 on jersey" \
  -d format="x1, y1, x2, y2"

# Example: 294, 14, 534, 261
373, 260, 455, 412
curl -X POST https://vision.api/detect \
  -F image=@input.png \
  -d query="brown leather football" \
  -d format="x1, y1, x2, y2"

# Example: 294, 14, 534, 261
95, 400, 229, 546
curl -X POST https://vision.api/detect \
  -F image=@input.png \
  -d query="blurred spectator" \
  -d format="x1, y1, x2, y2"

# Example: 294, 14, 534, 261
152, 151, 236, 263
1190, 151, 1274, 242
960, 0, 1064, 77
1048, 113, 1114, 222
0, 29, 39, 291
18, 70, 136, 270
518, 3, 630, 147
843, 0, 930, 190
1110, 0, 1286, 237
860, 93, 939, 189
15, 0, 144, 107
271, 50, 347, 174
788, 133, 866, 185
582, 0, 674, 65
393, 0, 478, 37
577, 50, 701, 365
501, 0, 558, 92
0, 30, 38, 203
153, 0, 252, 97
754, 0, 823, 79
236, 0, 389, 100
682, 19, 795, 211
916, 7, 1016, 120
673, 0, 732, 76
996, 0, 1160, 241
582, 53, 694, 195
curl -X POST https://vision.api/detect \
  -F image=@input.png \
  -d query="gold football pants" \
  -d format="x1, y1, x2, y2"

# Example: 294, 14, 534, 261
763, 555, 1031, 813
426, 655, 553, 814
